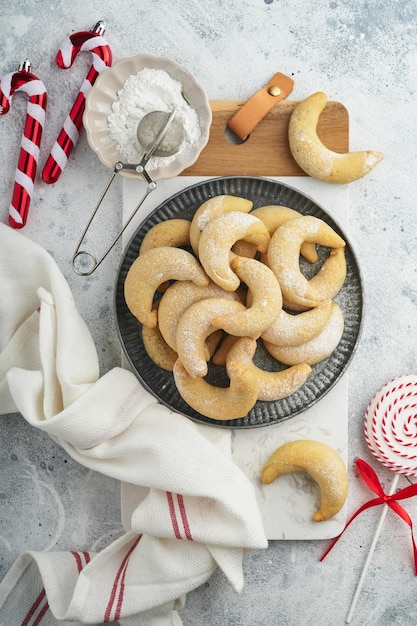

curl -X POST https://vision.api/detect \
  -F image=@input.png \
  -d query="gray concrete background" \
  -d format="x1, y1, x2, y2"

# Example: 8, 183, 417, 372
1, 2, 417, 624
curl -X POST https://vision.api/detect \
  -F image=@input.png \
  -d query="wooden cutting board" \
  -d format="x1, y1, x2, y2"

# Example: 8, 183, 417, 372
182, 99, 349, 177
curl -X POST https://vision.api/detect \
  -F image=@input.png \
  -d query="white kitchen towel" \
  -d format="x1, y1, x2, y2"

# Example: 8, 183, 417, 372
0, 223, 267, 625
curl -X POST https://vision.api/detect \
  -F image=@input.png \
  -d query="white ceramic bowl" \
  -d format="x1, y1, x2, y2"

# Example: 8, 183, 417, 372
83, 54, 212, 180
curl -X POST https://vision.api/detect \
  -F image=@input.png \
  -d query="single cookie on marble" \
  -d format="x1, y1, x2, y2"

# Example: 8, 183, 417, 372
261, 439, 348, 522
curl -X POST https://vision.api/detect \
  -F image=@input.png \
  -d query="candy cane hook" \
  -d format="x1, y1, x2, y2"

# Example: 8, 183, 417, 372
42, 21, 112, 184
0, 60, 47, 228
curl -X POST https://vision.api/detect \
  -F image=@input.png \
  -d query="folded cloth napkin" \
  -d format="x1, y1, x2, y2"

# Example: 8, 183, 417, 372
0, 223, 268, 625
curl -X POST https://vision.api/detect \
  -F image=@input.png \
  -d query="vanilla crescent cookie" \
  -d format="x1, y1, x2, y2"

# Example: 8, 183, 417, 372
308, 247, 346, 298
261, 299, 333, 347
264, 302, 344, 365
189, 194, 253, 255
142, 303, 222, 372
142, 323, 178, 371
212, 334, 241, 366
211, 256, 282, 338
204, 330, 224, 360
267, 215, 346, 309
288, 91, 383, 184
141, 300, 177, 371
176, 298, 247, 377
234, 205, 318, 263
226, 337, 312, 402
198, 212, 270, 291
173, 358, 260, 420
281, 248, 346, 313
124, 247, 209, 328
261, 439, 348, 521
157, 280, 240, 351
139, 218, 191, 254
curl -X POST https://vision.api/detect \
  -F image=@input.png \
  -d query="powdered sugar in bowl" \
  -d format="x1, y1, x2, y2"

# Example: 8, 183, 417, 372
83, 54, 212, 180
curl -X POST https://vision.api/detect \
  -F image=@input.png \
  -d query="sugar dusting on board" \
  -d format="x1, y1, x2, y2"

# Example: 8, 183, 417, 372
108, 67, 201, 169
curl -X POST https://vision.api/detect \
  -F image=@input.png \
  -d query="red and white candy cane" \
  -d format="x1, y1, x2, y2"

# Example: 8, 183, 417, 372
0, 59, 47, 228
42, 20, 112, 184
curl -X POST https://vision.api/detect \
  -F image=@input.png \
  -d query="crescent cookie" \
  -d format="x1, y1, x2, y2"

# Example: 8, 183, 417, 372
124, 247, 209, 328
176, 298, 247, 377
288, 91, 383, 184
173, 358, 260, 420
261, 439, 348, 521
142, 309, 221, 372
261, 299, 333, 347
264, 302, 344, 365
198, 211, 270, 291
189, 194, 253, 255
266, 215, 346, 309
205, 330, 224, 360
234, 205, 318, 263
308, 247, 346, 300
226, 337, 312, 402
139, 218, 191, 254
142, 323, 178, 371
157, 280, 240, 351
280, 248, 346, 313
211, 256, 282, 338
212, 334, 241, 365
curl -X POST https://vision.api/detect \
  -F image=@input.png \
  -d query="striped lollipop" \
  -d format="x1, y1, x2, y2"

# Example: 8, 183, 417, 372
42, 21, 112, 184
0, 60, 47, 228
344, 375, 417, 622
364, 374, 417, 477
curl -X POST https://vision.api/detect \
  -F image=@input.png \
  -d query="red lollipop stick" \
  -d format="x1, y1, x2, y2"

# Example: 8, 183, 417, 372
0, 60, 47, 228
42, 21, 112, 184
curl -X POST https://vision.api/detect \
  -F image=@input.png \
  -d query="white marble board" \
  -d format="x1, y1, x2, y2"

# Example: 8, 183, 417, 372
121, 175, 350, 540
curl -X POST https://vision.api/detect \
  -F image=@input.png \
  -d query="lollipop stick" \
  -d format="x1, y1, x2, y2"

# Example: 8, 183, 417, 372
346, 473, 400, 623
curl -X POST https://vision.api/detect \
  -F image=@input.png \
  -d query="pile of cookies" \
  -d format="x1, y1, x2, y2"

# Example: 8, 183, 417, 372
124, 195, 347, 420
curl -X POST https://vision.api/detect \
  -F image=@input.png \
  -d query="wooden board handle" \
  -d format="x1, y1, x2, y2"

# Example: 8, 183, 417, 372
182, 99, 349, 177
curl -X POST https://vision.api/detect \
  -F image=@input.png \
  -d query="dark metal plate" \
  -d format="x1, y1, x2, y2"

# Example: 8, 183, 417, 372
115, 176, 363, 428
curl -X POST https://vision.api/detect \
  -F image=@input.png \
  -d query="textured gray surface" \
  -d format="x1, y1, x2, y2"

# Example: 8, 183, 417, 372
1, 1, 417, 624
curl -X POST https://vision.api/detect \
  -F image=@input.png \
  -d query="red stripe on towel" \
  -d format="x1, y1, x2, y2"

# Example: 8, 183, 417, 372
177, 494, 193, 540
103, 535, 142, 622
167, 492, 193, 540
71, 551, 83, 573
21, 552, 91, 626
71, 550, 91, 572
32, 601, 49, 626
114, 542, 133, 621
21, 588, 49, 626
167, 491, 182, 539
